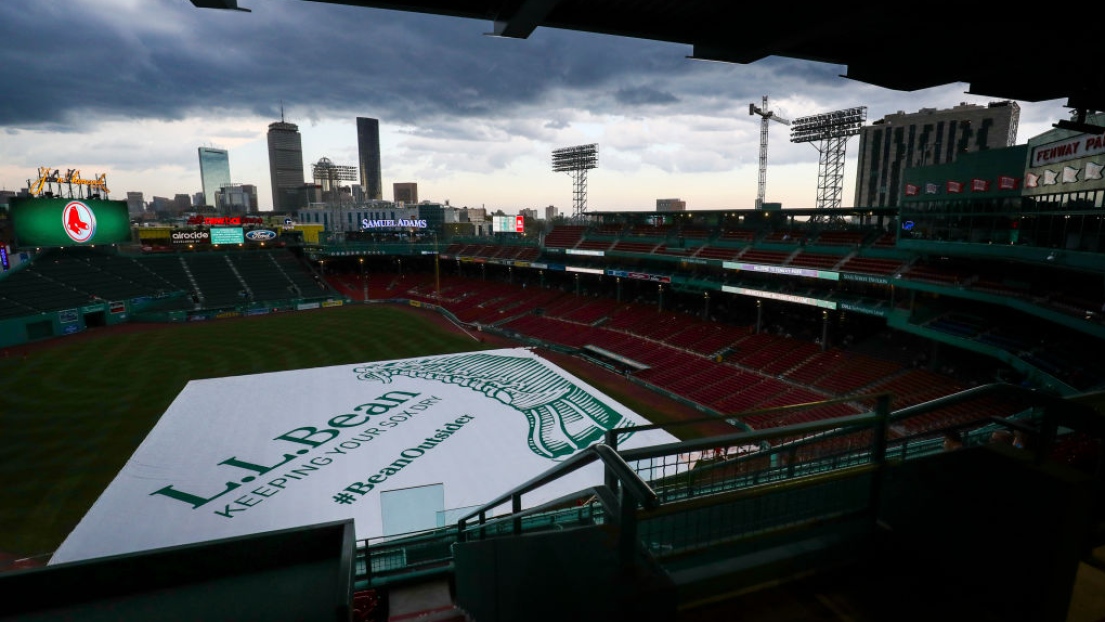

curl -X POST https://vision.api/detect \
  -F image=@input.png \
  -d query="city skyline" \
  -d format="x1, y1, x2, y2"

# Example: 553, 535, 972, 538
0, 0, 1076, 213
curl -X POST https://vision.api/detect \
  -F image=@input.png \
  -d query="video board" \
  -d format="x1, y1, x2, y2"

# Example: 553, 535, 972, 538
10, 198, 131, 247
210, 227, 244, 245
492, 215, 524, 233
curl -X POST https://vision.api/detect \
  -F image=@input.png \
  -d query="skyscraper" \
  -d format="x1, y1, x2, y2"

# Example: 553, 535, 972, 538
197, 147, 231, 209
393, 182, 417, 205
357, 117, 383, 201
267, 118, 305, 212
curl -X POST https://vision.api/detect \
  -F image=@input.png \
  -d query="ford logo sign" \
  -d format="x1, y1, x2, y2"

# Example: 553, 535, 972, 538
246, 229, 277, 241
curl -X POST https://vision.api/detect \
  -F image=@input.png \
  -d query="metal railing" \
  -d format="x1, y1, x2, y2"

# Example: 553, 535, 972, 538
355, 383, 1098, 587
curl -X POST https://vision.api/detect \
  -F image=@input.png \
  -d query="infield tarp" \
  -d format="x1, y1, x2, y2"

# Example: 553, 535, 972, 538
51, 348, 682, 564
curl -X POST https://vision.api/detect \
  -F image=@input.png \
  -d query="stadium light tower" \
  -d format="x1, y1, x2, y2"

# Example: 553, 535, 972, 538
790, 106, 867, 220
551, 143, 598, 221
749, 96, 789, 209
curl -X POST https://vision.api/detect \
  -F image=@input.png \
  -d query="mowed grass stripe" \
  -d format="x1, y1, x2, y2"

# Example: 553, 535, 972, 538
0, 304, 492, 557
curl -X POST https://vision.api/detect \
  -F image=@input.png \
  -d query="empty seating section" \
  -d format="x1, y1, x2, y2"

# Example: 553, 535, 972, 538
0, 271, 88, 315
574, 238, 613, 252
925, 312, 987, 339
429, 278, 563, 325
187, 253, 247, 307
1047, 291, 1105, 319
812, 231, 866, 246
542, 225, 586, 248
736, 332, 833, 366
971, 277, 1031, 298
610, 240, 658, 254
785, 349, 902, 394
655, 244, 693, 256
903, 262, 969, 285
858, 369, 968, 425
548, 296, 620, 324
0, 294, 38, 319
871, 233, 898, 248
448, 244, 538, 261
719, 229, 756, 243
23, 250, 151, 303
604, 304, 685, 341
364, 273, 406, 299
4, 244, 1038, 442
0, 250, 185, 314
736, 249, 790, 265
628, 223, 670, 236
838, 256, 904, 275
229, 252, 298, 302
327, 274, 364, 301
674, 323, 750, 356
269, 251, 322, 295
82, 251, 185, 296
677, 227, 711, 239
511, 246, 541, 261
762, 231, 802, 244
501, 315, 597, 348
787, 251, 843, 270
137, 255, 194, 292
693, 246, 741, 260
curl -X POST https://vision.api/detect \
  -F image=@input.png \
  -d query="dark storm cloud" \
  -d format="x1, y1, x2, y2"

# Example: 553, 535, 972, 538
613, 86, 679, 106
0, 0, 850, 130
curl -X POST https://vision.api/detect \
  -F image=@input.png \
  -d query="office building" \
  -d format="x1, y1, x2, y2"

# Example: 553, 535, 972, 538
174, 194, 193, 213
357, 117, 383, 201
545, 205, 558, 221
854, 101, 1020, 208
656, 198, 686, 212
198, 147, 231, 209
218, 183, 258, 213
268, 119, 306, 212
126, 192, 145, 217
393, 182, 417, 205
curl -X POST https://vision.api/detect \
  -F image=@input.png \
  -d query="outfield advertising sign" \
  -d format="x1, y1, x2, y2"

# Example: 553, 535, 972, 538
10, 198, 131, 247
50, 348, 681, 564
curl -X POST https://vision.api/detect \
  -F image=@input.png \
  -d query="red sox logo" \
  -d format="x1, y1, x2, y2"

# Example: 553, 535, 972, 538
63, 201, 96, 243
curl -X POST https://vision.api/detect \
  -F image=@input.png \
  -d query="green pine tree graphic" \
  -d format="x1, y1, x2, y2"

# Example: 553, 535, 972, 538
353, 352, 634, 460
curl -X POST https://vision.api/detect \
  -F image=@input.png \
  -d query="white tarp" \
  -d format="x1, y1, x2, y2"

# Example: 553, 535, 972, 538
51, 347, 680, 564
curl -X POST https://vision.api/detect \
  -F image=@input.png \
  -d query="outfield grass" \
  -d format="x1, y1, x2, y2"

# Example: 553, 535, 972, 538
0, 303, 711, 560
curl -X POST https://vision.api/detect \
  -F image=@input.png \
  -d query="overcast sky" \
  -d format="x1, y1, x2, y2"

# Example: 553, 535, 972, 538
0, 0, 1073, 213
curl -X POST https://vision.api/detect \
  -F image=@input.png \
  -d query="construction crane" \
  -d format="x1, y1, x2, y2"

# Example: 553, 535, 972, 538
27, 167, 110, 199
749, 96, 789, 209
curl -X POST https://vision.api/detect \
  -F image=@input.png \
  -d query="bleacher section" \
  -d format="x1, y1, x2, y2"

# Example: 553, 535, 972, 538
838, 255, 905, 276
693, 245, 742, 261
735, 248, 791, 265
811, 230, 866, 247
0, 248, 332, 321
787, 250, 843, 270
542, 225, 586, 249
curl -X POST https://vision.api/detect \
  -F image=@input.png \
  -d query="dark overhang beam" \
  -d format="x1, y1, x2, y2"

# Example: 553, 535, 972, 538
489, 0, 562, 39
190, 0, 250, 11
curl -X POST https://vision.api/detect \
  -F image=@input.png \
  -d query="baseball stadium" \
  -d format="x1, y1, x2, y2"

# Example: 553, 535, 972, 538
2, 187, 1105, 622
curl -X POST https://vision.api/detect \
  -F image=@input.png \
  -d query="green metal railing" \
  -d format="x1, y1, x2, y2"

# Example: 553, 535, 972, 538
354, 383, 1093, 587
